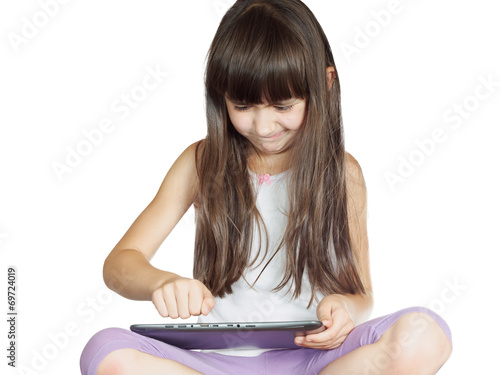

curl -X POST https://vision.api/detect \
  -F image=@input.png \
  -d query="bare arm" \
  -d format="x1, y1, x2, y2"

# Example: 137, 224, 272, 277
336, 152, 373, 325
103, 140, 202, 301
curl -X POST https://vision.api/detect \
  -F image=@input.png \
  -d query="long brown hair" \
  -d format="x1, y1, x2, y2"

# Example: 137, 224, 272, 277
194, 0, 367, 308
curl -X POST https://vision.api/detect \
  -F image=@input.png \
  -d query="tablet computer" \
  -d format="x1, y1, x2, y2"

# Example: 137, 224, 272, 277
130, 320, 325, 350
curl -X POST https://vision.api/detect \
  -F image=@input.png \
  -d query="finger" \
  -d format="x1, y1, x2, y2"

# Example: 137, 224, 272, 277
301, 341, 339, 350
187, 287, 204, 316
305, 321, 343, 343
333, 324, 355, 344
151, 289, 169, 317
163, 285, 180, 319
174, 284, 191, 319
325, 332, 351, 349
296, 331, 350, 349
295, 335, 335, 349
301, 324, 354, 349
316, 305, 334, 329
201, 288, 215, 316
202, 297, 215, 316
330, 334, 349, 348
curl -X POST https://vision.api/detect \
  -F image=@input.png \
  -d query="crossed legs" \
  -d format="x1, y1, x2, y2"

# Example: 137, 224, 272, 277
318, 311, 452, 375
85, 308, 452, 375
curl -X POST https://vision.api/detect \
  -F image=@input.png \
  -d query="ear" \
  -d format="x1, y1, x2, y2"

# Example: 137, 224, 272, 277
326, 66, 336, 89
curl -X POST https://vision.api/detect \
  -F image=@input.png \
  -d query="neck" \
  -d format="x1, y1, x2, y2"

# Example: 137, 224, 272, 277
248, 153, 288, 176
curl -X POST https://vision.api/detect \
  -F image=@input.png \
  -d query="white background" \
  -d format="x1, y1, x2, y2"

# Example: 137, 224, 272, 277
1, 0, 499, 374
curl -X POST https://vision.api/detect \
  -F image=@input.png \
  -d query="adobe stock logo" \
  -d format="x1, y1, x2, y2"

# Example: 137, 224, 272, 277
17, 264, 135, 374
7, 0, 72, 54
221, 293, 286, 349
385, 74, 499, 191
361, 277, 464, 375
340, 0, 406, 63
51, 64, 169, 182
427, 277, 466, 315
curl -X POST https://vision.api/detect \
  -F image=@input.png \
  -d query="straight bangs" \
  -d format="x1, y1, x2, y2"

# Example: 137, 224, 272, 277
208, 4, 309, 105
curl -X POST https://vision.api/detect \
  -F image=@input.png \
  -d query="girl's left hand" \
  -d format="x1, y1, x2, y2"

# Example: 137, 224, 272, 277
294, 294, 355, 350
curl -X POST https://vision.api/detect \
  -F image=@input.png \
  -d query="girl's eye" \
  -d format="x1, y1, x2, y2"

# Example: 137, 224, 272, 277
275, 105, 294, 112
232, 104, 294, 112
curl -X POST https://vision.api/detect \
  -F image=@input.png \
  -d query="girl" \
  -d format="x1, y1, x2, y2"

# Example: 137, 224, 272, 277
81, 1, 452, 374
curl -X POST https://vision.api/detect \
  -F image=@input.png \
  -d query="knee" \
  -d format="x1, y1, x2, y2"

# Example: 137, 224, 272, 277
379, 310, 452, 372
97, 349, 140, 375
80, 328, 134, 375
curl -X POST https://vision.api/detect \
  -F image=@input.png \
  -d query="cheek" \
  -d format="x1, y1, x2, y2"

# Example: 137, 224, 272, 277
229, 112, 252, 134
283, 113, 305, 131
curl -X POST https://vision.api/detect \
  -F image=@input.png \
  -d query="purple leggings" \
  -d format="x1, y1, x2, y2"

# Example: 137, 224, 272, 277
80, 306, 451, 375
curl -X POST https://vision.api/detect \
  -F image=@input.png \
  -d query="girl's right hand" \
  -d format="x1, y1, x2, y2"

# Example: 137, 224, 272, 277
151, 277, 215, 319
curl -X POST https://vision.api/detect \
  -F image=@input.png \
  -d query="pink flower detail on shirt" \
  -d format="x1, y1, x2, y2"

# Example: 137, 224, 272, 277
258, 173, 272, 186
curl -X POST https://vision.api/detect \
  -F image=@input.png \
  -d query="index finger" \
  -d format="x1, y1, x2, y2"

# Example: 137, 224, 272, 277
303, 321, 342, 343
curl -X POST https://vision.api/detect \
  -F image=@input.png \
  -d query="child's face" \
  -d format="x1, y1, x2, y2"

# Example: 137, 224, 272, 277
225, 97, 306, 156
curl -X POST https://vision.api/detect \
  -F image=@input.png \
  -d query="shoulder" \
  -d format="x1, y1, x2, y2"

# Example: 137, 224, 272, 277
344, 152, 367, 207
184, 138, 205, 156
176, 139, 204, 174
155, 139, 204, 207
182, 139, 205, 206
345, 152, 365, 187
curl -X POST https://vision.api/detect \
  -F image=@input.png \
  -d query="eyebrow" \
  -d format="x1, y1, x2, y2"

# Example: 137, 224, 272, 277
227, 99, 247, 105
226, 98, 296, 106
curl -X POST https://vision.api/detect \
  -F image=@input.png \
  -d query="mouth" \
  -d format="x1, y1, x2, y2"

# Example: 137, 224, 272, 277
266, 130, 285, 139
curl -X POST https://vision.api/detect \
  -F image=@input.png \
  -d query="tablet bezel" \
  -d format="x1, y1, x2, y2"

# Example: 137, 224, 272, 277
130, 320, 325, 350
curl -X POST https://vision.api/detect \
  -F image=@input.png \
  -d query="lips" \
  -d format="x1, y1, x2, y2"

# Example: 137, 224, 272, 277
266, 130, 285, 139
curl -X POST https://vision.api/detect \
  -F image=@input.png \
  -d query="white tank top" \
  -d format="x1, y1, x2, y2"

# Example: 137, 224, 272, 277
196, 170, 326, 357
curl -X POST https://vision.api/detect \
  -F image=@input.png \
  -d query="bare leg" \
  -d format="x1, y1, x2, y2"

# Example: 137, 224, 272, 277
97, 348, 204, 375
318, 312, 452, 375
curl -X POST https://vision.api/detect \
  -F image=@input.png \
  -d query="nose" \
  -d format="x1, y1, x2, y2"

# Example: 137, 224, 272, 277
253, 108, 275, 138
